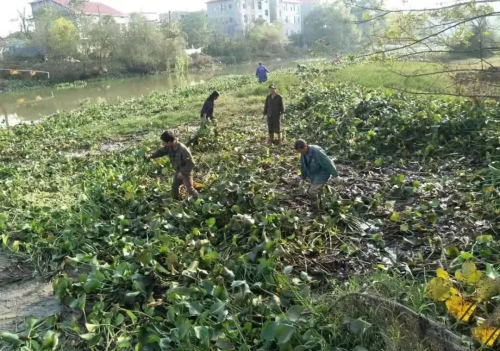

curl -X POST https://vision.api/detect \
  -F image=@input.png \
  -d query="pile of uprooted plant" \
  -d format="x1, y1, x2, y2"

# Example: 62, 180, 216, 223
1, 63, 500, 351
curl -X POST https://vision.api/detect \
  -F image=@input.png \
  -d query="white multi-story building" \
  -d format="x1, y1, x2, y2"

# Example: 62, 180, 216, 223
206, 0, 271, 36
270, 0, 301, 36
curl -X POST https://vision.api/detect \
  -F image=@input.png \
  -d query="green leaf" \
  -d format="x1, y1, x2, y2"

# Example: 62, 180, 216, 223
486, 263, 500, 280
126, 310, 138, 324
261, 321, 277, 342
476, 235, 493, 244
85, 323, 98, 333
349, 318, 371, 335
353, 346, 369, 351
80, 333, 96, 341
286, 305, 304, 322
1, 332, 20, 345
188, 302, 204, 316
400, 223, 409, 232
125, 291, 141, 299
275, 324, 295, 345
385, 201, 395, 210
460, 252, 474, 260
0, 214, 7, 231
446, 246, 460, 257
78, 293, 86, 311
193, 326, 209, 340
159, 338, 171, 351
214, 286, 228, 301
206, 217, 216, 227
116, 336, 131, 349
210, 301, 225, 315
147, 334, 161, 344
83, 280, 101, 293
390, 211, 400, 222
114, 314, 125, 326
42, 330, 59, 350
216, 338, 235, 350
178, 319, 191, 340
428, 213, 438, 224
25, 316, 38, 332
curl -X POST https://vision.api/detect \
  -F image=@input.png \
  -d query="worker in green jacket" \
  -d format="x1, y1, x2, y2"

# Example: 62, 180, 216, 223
294, 139, 341, 205
147, 130, 199, 199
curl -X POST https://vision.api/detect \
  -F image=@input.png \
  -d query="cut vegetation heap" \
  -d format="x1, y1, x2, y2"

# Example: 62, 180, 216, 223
1, 63, 500, 350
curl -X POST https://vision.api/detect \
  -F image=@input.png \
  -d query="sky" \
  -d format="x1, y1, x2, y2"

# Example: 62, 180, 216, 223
0, 0, 445, 37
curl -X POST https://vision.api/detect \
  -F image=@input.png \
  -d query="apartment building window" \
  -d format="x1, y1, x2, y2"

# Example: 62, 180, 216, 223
229, 17, 233, 22
229, 4, 232, 9
265, 9, 268, 16
243, 1, 246, 9
244, 14, 247, 22
279, 10, 282, 17
259, 15, 262, 18
251, 1, 255, 9
285, 16, 288, 23
258, 1, 262, 9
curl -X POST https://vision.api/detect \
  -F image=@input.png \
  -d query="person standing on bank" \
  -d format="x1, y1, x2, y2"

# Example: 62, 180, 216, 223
200, 90, 219, 123
256, 62, 270, 83
294, 139, 341, 207
147, 131, 199, 200
263, 84, 285, 144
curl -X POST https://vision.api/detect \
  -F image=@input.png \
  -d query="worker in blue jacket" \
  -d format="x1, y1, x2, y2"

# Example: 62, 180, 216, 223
294, 139, 342, 206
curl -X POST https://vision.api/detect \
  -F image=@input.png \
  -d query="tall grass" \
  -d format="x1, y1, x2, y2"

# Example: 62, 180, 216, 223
328, 61, 454, 94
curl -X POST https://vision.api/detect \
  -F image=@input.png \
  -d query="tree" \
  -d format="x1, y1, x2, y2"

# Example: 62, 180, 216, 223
161, 21, 189, 71
87, 16, 121, 64
352, 0, 500, 98
180, 12, 211, 48
205, 35, 251, 63
31, 7, 59, 50
48, 17, 79, 59
16, 8, 34, 39
303, 3, 361, 54
117, 13, 187, 73
248, 20, 288, 56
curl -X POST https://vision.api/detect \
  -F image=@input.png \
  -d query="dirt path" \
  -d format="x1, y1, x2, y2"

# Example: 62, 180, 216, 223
0, 251, 61, 332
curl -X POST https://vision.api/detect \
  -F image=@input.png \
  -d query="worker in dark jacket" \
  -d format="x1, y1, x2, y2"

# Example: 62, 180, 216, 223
294, 139, 341, 206
200, 90, 219, 123
263, 84, 285, 144
147, 131, 199, 199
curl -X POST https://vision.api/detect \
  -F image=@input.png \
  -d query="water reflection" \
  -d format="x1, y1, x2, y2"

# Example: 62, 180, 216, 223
0, 60, 297, 127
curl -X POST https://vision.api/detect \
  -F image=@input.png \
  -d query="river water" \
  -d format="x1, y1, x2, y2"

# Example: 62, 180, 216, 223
0, 60, 297, 127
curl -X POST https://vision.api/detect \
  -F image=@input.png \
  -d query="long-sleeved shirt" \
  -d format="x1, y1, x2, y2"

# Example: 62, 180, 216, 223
200, 99, 214, 118
300, 145, 338, 185
263, 94, 284, 118
150, 142, 195, 175
256, 66, 269, 82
